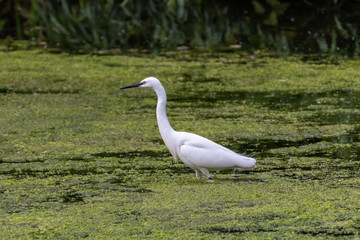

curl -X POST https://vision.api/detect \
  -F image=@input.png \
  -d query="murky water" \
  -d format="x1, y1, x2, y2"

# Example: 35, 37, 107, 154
2, 51, 360, 238
1, 87, 359, 182
167, 88, 360, 180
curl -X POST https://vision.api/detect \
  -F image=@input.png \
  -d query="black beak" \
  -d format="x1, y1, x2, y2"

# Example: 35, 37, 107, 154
120, 82, 144, 90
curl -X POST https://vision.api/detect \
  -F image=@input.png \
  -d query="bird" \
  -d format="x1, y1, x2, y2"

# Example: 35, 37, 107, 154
120, 77, 256, 181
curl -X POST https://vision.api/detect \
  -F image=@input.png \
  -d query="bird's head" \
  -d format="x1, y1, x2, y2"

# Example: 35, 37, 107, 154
120, 77, 161, 90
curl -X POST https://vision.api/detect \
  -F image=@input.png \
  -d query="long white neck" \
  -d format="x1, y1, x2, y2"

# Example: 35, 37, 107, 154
153, 85, 175, 138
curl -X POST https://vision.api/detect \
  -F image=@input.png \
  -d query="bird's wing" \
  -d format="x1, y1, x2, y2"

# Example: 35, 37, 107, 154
177, 132, 256, 170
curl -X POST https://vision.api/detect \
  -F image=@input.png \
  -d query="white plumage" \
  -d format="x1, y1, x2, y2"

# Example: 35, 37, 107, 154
121, 77, 256, 181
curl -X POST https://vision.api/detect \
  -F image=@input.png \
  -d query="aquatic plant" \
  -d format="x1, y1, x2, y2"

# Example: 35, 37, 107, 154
0, 49, 360, 238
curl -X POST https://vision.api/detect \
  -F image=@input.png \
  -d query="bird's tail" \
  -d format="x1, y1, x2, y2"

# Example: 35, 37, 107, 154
235, 156, 256, 170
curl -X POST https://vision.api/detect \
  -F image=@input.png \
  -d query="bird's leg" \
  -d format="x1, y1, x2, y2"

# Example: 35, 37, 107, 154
195, 170, 202, 180
199, 168, 214, 182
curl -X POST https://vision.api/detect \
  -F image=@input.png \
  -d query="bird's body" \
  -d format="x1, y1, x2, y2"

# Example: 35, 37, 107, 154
121, 77, 256, 180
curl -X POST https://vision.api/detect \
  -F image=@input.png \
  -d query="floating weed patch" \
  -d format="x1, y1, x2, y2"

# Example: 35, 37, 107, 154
0, 87, 82, 94
203, 226, 277, 235
91, 149, 166, 159
296, 226, 356, 237
61, 190, 85, 203
1, 50, 360, 238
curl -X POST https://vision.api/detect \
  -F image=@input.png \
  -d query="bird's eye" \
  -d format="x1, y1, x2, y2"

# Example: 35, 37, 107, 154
141, 81, 146, 85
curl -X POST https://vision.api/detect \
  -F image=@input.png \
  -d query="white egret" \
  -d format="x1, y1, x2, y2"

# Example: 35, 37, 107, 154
120, 77, 256, 181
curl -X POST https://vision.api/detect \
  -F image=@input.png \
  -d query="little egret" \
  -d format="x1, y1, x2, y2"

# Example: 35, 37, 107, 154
120, 77, 256, 181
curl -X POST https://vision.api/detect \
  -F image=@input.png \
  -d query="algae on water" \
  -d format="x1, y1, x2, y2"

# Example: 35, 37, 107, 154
0, 50, 359, 239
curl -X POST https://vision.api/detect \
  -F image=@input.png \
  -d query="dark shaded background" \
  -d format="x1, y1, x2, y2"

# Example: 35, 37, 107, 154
1, 0, 359, 55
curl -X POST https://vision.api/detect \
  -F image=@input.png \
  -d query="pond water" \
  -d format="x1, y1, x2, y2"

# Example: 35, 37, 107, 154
2, 51, 360, 238
164, 87, 360, 181
1, 82, 359, 183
